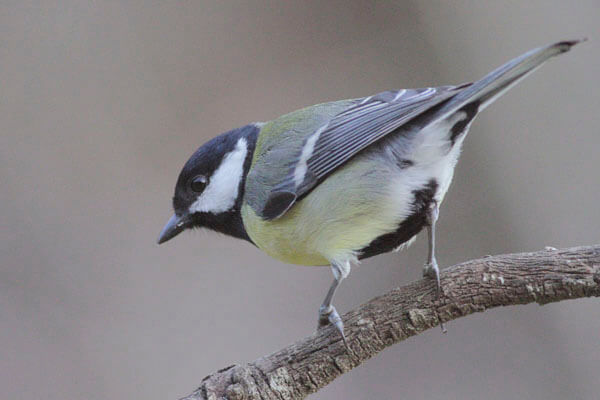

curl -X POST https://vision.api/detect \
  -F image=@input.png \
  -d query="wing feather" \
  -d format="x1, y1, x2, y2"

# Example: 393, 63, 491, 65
260, 40, 582, 220
277, 87, 458, 195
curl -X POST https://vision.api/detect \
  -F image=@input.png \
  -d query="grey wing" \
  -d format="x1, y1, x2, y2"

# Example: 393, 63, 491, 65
261, 39, 582, 220
261, 86, 462, 219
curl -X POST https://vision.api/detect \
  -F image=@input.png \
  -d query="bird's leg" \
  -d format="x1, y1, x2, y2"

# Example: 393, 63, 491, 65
423, 201, 440, 289
318, 262, 349, 346
423, 201, 447, 333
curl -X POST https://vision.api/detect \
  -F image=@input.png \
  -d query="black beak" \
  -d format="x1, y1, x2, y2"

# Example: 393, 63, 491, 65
157, 214, 187, 244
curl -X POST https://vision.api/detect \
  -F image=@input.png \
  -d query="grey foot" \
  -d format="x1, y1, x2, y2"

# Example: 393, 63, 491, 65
423, 260, 447, 333
318, 305, 348, 346
423, 260, 441, 294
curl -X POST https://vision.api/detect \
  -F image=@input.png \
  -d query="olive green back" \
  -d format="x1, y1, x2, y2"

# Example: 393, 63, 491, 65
244, 99, 355, 215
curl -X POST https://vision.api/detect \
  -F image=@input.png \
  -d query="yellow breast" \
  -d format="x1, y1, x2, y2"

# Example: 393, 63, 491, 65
241, 156, 418, 266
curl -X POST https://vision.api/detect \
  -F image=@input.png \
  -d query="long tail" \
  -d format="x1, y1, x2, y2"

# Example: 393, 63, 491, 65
424, 39, 585, 126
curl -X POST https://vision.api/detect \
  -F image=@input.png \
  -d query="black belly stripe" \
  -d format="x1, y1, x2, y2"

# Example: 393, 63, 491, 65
358, 179, 438, 260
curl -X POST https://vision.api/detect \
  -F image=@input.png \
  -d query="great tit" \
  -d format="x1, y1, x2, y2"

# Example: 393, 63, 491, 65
158, 40, 581, 341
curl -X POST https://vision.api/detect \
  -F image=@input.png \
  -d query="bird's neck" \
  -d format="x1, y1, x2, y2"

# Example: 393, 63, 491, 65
201, 210, 253, 243
204, 123, 259, 244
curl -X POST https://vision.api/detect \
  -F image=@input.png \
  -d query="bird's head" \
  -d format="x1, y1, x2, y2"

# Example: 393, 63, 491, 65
157, 124, 259, 244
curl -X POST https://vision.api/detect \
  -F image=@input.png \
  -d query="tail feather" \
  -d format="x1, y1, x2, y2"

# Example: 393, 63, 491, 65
425, 39, 585, 126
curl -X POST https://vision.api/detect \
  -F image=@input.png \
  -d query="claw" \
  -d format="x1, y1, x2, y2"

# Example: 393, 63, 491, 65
423, 260, 441, 297
423, 259, 446, 333
318, 305, 349, 348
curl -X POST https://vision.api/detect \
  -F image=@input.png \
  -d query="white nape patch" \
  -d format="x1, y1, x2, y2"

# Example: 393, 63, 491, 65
189, 138, 247, 214
294, 123, 328, 187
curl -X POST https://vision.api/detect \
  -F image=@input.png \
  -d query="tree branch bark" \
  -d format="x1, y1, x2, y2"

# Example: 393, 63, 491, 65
180, 245, 600, 400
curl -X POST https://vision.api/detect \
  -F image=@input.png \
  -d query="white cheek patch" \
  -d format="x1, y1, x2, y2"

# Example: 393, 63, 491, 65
189, 138, 247, 214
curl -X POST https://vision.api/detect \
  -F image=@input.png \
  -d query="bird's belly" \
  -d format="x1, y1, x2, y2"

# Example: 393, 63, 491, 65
242, 99, 471, 267
242, 193, 405, 267
242, 149, 457, 266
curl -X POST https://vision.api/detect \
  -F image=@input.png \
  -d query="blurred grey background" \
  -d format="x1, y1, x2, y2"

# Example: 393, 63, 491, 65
1, 1, 599, 399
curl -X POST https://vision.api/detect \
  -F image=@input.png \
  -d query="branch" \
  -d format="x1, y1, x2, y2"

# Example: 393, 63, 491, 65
180, 245, 600, 400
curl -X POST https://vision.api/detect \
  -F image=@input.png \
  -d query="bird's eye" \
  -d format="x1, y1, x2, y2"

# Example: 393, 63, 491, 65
190, 175, 208, 192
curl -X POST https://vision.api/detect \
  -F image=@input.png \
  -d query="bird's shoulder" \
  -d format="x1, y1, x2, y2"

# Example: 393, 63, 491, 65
244, 98, 356, 212
252, 98, 357, 162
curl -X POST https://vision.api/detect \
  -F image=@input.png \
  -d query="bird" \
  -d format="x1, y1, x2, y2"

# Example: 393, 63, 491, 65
157, 40, 582, 343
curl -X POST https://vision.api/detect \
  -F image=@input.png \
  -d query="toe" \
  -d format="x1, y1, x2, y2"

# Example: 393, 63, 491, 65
317, 305, 333, 328
328, 307, 348, 346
